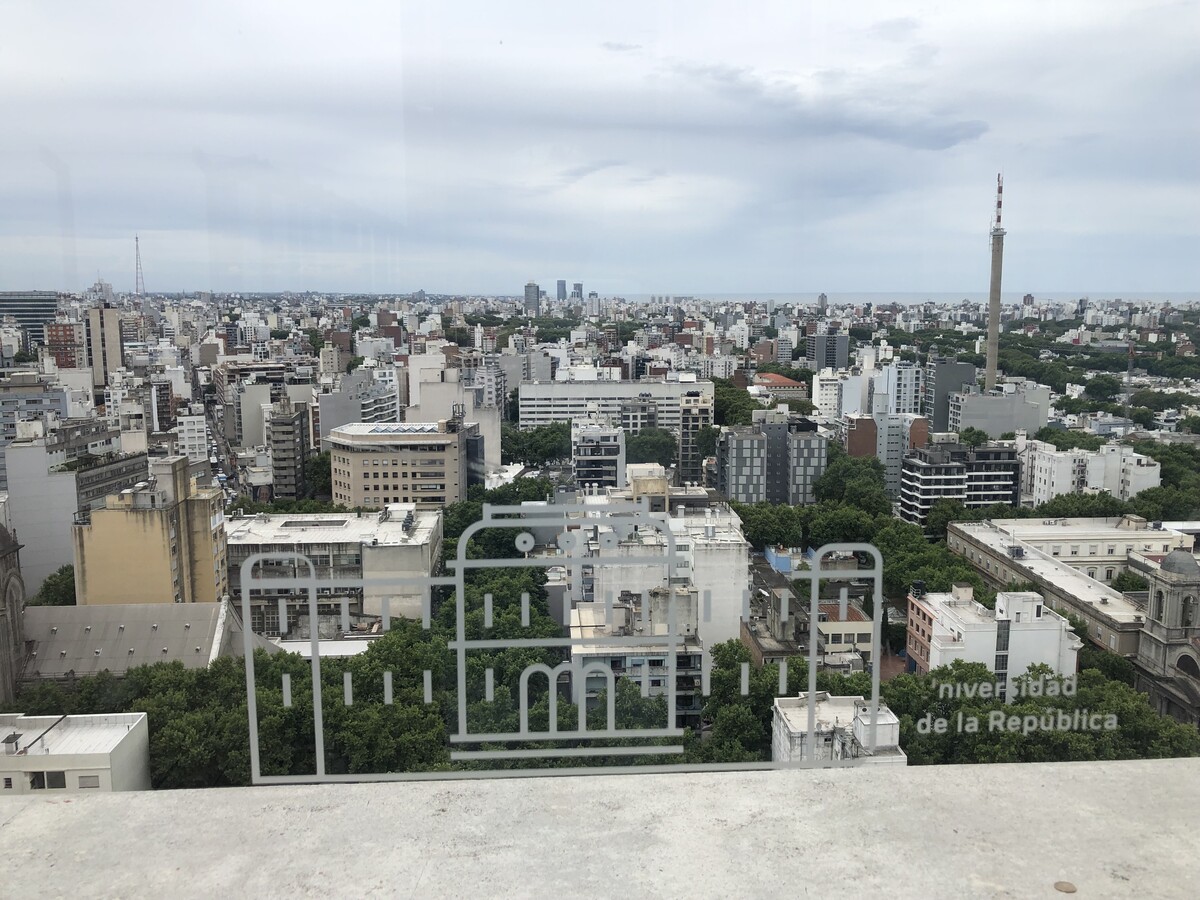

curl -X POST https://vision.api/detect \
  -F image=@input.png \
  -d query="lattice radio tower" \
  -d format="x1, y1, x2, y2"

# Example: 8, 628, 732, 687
135, 234, 145, 297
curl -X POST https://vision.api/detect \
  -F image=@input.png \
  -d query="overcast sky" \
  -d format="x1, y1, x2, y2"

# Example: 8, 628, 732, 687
2, 1, 1198, 296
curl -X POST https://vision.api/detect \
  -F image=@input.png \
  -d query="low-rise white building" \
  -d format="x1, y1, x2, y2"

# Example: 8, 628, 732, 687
569, 586, 704, 728
225, 504, 442, 634
591, 505, 750, 647
772, 692, 906, 766
1, 712, 151, 793
1019, 438, 1160, 505
906, 584, 1081, 698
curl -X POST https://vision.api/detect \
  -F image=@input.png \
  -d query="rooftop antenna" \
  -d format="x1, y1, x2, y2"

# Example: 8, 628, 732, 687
984, 174, 1006, 392
135, 235, 145, 297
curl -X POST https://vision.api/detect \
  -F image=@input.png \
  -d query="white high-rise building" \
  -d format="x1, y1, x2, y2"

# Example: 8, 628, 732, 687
875, 361, 922, 415
175, 413, 209, 463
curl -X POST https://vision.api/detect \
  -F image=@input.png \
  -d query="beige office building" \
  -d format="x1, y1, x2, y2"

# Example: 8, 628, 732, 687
328, 420, 483, 510
72, 456, 228, 605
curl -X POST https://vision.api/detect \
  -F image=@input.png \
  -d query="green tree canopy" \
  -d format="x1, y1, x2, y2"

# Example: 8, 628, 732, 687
304, 452, 332, 500
501, 422, 571, 468
625, 427, 678, 467
1084, 374, 1122, 402
29, 565, 75, 606
958, 426, 990, 447
1111, 570, 1149, 593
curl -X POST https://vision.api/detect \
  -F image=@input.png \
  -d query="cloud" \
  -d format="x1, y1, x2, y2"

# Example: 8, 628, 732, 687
869, 17, 920, 42
672, 61, 988, 151
0, 0, 1195, 293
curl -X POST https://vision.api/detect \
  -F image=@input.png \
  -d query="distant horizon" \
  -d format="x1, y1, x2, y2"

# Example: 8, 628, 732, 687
6, 286, 1198, 305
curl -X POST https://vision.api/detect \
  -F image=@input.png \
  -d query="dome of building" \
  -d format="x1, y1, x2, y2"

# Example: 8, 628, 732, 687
1160, 548, 1200, 578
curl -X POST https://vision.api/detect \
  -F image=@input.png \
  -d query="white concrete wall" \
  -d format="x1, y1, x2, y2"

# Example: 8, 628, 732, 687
108, 715, 153, 791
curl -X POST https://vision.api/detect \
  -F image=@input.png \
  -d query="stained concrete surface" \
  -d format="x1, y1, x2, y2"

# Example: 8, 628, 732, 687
2, 758, 1198, 898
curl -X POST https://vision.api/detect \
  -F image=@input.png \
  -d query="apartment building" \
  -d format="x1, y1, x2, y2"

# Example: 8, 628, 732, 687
0, 371, 71, 490
45, 320, 88, 369
266, 397, 310, 501
922, 355, 978, 433
6, 419, 148, 593
225, 504, 442, 633
716, 406, 828, 505
85, 305, 124, 391
844, 412, 929, 497
805, 333, 849, 370
715, 427, 767, 502
328, 419, 483, 510
906, 583, 1081, 697
569, 587, 704, 729
72, 456, 228, 606
175, 413, 209, 463
898, 442, 1020, 527
0, 291, 64, 348
313, 368, 400, 444
518, 377, 714, 431
948, 379, 1051, 438
677, 391, 714, 485
591, 505, 750, 646
571, 420, 626, 490
0, 713, 151, 794
874, 360, 923, 415
1019, 438, 1160, 505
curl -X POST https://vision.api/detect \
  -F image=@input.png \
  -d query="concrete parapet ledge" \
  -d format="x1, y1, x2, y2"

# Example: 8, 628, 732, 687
2, 758, 1198, 898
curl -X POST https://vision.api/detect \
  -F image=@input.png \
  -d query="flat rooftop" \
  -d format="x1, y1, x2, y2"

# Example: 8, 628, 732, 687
921, 595, 996, 627
22, 602, 257, 679
776, 693, 899, 733
225, 505, 440, 547
985, 516, 1192, 547
8, 760, 1194, 897
952, 521, 1145, 624
0, 713, 145, 756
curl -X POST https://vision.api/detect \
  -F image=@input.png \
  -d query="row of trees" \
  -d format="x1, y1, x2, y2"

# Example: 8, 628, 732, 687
686, 644, 1200, 765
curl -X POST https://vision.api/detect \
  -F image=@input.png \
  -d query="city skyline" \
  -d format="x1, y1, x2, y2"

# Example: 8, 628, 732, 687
2, 1, 1197, 295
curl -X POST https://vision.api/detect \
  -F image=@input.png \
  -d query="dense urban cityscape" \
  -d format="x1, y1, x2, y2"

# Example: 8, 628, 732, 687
5, 1, 1198, 895
2, 265, 1200, 787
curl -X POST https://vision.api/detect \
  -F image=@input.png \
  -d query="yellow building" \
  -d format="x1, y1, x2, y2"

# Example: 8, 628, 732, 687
72, 457, 227, 605
328, 419, 483, 510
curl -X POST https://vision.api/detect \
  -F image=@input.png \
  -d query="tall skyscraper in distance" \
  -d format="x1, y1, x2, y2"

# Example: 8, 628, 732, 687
524, 281, 540, 317
573, 282, 583, 301
984, 174, 1005, 392
817, 292, 828, 315
556, 280, 567, 303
